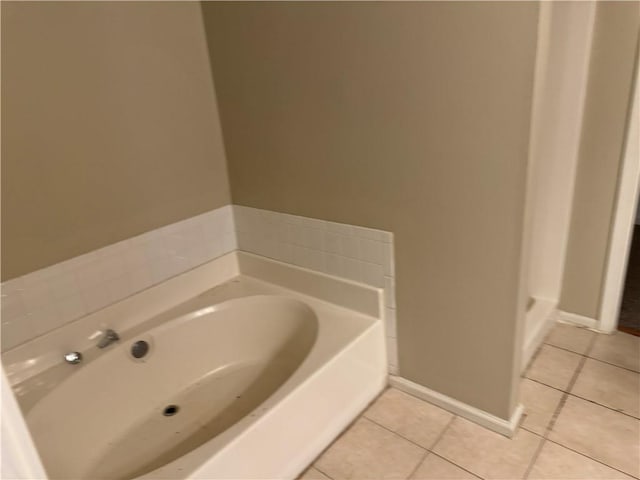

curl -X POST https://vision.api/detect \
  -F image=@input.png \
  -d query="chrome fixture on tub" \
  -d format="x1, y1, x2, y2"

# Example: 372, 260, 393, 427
97, 329, 120, 349
64, 352, 82, 365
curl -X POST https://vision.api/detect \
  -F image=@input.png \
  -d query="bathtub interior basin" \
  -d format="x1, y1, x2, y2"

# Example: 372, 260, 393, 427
6, 253, 386, 480
26, 294, 318, 479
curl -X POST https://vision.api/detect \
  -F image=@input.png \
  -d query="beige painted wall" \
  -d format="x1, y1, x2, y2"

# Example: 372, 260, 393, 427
1, 1, 230, 280
203, 2, 539, 418
560, 2, 640, 318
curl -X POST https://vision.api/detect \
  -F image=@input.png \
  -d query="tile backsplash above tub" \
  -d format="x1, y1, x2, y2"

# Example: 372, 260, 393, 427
1, 204, 397, 373
233, 205, 398, 372
1, 206, 236, 351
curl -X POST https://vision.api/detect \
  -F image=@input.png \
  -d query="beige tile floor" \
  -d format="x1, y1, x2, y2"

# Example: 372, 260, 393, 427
299, 323, 640, 480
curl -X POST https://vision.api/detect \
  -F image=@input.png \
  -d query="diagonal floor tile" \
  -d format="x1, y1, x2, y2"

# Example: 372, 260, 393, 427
526, 344, 582, 391
315, 417, 425, 479
544, 323, 594, 354
548, 395, 640, 477
410, 454, 479, 479
589, 332, 640, 372
528, 441, 634, 479
519, 378, 564, 435
571, 358, 639, 418
364, 388, 454, 449
432, 417, 541, 479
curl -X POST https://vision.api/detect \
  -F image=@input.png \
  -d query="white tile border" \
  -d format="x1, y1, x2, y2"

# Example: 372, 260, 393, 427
3, 254, 240, 387
1, 204, 398, 372
233, 205, 397, 372
1, 205, 236, 351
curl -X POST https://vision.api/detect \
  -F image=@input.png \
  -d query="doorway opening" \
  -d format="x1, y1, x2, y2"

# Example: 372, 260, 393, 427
617, 201, 640, 336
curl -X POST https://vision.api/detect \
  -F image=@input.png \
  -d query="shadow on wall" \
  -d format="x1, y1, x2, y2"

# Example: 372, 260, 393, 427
1, 1, 231, 281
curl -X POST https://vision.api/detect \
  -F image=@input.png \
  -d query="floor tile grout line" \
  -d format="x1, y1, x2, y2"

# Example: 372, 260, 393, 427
361, 415, 431, 480
543, 339, 640, 374
546, 333, 596, 431
426, 451, 484, 479
411, 415, 484, 480
524, 360, 639, 419
523, 376, 569, 394
542, 342, 591, 357
363, 415, 431, 452
523, 334, 596, 479
522, 431, 547, 479
546, 436, 640, 480
520, 425, 547, 437
523, 402, 562, 478
427, 414, 457, 451
405, 450, 429, 480
583, 355, 640, 374
521, 407, 557, 480
547, 334, 639, 479
311, 387, 481, 479
364, 414, 486, 480
520, 425, 640, 480
376, 376, 636, 479
312, 465, 334, 480
309, 336, 637, 480
575, 332, 599, 381
566, 392, 640, 420
310, 388, 389, 475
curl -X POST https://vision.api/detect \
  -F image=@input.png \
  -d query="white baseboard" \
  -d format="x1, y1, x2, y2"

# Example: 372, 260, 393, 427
522, 298, 557, 373
557, 310, 599, 329
389, 376, 524, 438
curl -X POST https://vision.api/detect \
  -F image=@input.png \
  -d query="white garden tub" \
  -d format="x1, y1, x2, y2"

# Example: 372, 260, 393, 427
4, 252, 387, 479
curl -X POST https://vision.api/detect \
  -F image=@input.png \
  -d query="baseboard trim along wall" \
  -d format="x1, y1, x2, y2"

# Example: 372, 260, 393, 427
557, 310, 599, 330
389, 375, 525, 438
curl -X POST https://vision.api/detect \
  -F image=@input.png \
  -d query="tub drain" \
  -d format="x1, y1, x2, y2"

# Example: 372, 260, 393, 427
131, 340, 149, 359
163, 405, 179, 417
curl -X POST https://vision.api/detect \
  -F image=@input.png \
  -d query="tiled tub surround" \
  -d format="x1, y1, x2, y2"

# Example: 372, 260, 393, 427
233, 205, 398, 372
1, 205, 236, 351
1, 204, 397, 370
